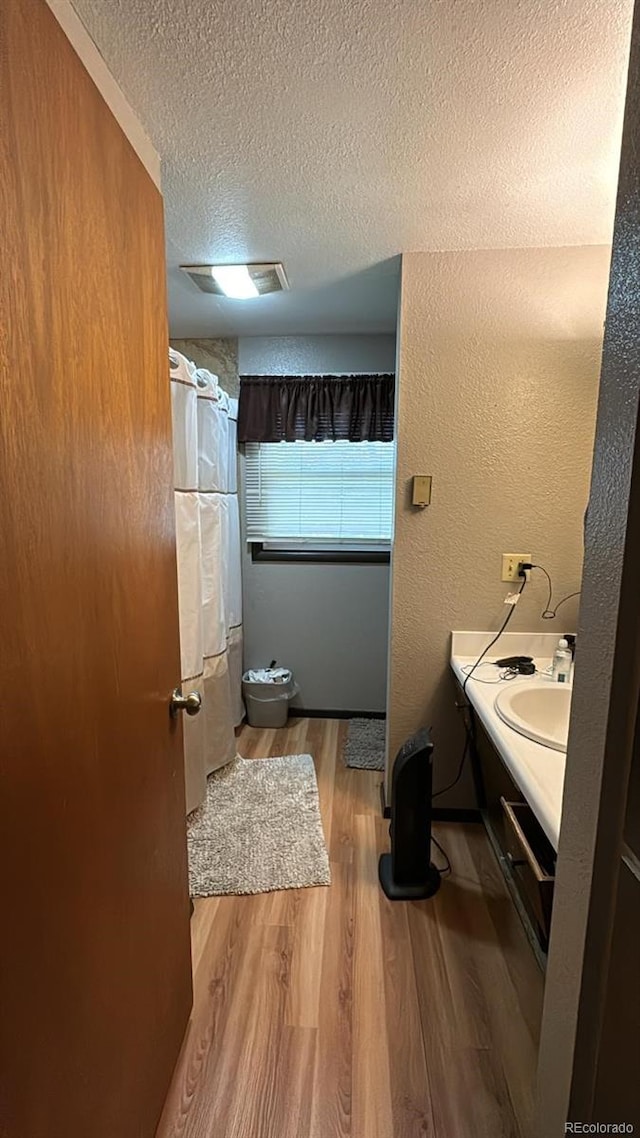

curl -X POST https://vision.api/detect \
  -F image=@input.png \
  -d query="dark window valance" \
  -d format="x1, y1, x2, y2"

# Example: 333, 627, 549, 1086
237, 374, 395, 443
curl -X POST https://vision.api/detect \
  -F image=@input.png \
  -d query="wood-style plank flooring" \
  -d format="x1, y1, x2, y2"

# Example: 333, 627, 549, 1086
157, 718, 543, 1138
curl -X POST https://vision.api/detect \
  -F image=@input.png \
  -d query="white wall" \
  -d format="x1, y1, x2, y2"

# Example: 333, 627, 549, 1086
238, 334, 395, 712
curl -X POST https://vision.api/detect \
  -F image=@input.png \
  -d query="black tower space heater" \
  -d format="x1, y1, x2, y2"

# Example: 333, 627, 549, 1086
378, 726, 441, 900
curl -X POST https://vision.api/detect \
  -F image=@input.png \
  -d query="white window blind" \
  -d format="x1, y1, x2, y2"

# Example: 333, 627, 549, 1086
244, 440, 395, 546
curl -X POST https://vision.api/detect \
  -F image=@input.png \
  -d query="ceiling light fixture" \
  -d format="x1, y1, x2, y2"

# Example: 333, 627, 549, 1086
210, 265, 259, 299
180, 262, 289, 299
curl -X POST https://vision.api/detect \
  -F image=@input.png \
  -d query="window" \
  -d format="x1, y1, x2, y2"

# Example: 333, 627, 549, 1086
244, 440, 395, 562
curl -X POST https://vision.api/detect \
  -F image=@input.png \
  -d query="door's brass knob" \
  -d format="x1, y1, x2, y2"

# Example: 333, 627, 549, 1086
170, 688, 202, 717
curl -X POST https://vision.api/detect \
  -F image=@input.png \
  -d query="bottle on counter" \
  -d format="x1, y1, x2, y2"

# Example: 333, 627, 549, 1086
552, 638, 572, 684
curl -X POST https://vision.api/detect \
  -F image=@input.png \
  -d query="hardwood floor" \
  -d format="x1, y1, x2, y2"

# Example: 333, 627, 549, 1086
156, 718, 543, 1138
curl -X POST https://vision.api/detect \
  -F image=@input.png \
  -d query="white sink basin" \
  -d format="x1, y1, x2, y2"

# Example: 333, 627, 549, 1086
494, 682, 572, 752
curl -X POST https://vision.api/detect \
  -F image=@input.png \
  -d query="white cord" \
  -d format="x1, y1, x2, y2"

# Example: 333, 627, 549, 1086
460, 662, 519, 685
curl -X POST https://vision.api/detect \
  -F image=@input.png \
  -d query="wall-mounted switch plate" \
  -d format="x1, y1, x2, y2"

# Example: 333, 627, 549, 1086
501, 552, 531, 582
412, 475, 432, 507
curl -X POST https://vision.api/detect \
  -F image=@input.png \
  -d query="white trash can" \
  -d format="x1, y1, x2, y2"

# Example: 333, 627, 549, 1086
242, 668, 299, 728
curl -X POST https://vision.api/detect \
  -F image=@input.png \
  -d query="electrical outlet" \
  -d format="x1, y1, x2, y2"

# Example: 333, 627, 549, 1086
501, 552, 531, 582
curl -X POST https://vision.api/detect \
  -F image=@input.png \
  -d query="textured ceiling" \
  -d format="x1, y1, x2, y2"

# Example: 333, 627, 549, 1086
73, 0, 633, 337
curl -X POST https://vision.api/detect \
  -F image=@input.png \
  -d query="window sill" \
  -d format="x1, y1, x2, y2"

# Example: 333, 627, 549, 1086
250, 543, 391, 565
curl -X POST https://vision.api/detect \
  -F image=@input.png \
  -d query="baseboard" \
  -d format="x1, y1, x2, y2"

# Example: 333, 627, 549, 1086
292, 708, 386, 720
431, 807, 482, 823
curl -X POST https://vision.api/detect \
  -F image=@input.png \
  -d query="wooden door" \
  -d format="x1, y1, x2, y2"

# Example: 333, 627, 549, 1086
0, 2, 193, 1135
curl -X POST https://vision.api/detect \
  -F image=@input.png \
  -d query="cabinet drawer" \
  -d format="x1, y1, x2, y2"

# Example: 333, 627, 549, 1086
501, 798, 556, 943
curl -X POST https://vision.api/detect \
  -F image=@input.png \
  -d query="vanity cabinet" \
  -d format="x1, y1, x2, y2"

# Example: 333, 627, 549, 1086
501, 799, 555, 941
466, 698, 557, 958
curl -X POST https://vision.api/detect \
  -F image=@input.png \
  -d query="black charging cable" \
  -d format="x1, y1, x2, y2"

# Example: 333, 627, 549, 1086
461, 573, 528, 699
433, 734, 470, 800
431, 835, 452, 877
448, 562, 578, 806
521, 563, 581, 619
446, 571, 527, 805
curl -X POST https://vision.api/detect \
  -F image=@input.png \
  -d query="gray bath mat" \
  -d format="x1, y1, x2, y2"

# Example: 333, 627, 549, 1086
343, 718, 386, 770
187, 754, 331, 896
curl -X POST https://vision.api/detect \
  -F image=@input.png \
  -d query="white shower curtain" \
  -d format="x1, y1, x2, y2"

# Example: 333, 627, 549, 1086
169, 349, 243, 813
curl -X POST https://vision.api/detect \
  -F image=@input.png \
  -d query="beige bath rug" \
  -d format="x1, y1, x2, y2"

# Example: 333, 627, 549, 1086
187, 754, 331, 896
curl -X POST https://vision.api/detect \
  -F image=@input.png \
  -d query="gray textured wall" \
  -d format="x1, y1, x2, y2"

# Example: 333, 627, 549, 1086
238, 333, 396, 375
238, 334, 395, 712
239, 531, 390, 712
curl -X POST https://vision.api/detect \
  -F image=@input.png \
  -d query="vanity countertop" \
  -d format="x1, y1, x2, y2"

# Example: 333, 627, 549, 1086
450, 631, 569, 850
